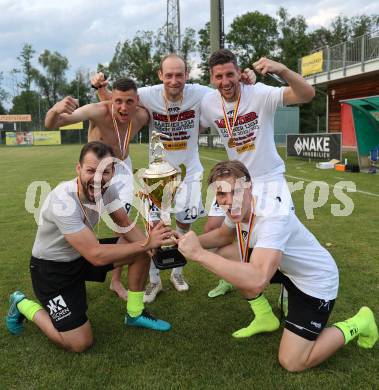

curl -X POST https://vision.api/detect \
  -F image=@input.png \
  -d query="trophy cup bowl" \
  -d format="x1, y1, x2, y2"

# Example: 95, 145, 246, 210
140, 132, 187, 270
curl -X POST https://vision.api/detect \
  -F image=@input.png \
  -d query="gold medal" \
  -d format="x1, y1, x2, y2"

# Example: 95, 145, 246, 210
228, 137, 236, 148
220, 90, 241, 148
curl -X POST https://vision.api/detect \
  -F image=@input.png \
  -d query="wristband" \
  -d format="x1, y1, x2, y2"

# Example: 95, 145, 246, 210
91, 73, 108, 90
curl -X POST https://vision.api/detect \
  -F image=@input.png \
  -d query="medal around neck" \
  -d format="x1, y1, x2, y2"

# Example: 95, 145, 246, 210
141, 131, 187, 270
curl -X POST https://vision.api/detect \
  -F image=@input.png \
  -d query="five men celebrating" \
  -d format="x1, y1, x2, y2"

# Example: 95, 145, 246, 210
6, 48, 377, 372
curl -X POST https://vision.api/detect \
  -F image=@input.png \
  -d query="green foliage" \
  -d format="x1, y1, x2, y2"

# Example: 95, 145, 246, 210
64, 69, 93, 106
181, 27, 197, 72
277, 8, 310, 71
197, 22, 211, 85
102, 31, 161, 86
226, 11, 278, 69
309, 27, 333, 51
34, 49, 69, 106
9, 90, 49, 130
0, 71, 9, 111
300, 92, 327, 133
16, 43, 36, 92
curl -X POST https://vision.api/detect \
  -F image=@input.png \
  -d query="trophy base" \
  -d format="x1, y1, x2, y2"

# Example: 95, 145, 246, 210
152, 246, 187, 270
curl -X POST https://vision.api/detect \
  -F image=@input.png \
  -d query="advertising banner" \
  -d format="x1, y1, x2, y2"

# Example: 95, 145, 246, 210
0, 114, 32, 122
5, 132, 33, 145
33, 131, 61, 145
286, 133, 342, 160
60, 122, 84, 130
301, 51, 323, 76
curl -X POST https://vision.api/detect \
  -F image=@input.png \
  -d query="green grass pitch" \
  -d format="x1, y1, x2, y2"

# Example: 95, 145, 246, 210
1, 144, 378, 389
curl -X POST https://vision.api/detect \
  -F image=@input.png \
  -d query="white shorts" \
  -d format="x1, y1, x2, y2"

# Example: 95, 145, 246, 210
149, 177, 205, 225
208, 174, 294, 218
110, 156, 134, 215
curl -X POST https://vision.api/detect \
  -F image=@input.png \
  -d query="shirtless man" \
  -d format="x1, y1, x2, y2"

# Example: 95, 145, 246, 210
45, 77, 149, 300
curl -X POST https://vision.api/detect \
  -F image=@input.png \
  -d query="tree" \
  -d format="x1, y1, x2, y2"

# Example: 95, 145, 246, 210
350, 14, 379, 37
102, 31, 161, 86
197, 22, 211, 84
16, 43, 36, 92
329, 15, 352, 46
277, 8, 310, 72
180, 27, 197, 71
34, 50, 69, 106
10, 91, 42, 130
309, 27, 333, 51
226, 12, 278, 69
0, 72, 8, 114
65, 69, 93, 106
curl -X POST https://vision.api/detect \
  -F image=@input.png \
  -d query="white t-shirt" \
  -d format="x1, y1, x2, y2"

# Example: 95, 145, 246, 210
138, 83, 212, 181
200, 83, 286, 180
32, 179, 123, 262
224, 212, 339, 301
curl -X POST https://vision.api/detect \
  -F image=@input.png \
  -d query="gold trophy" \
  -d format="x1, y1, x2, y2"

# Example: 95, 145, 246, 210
139, 131, 187, 269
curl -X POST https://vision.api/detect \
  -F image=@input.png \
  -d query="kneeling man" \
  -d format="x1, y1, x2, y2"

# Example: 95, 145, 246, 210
6, 141, 175, 352
177, 160, 378, 372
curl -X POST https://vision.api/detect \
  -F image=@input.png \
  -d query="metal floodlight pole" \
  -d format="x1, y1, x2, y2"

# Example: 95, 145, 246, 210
210, 0, 224, 54
177, 0, 181, 51
166, 0, 181, 53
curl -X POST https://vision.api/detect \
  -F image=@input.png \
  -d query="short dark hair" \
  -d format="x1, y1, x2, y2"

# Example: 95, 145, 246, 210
112, 78, 137, 92
79, 141, 115, 165
208, 160, 251, 185
209, 49, 238, 70
159, 53, 188, 72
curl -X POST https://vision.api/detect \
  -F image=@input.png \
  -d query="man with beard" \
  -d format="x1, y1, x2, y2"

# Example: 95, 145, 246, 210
177, 160, 378, 372
201, 49, 314, 310
45, 78, 149, 300
5, 142, 176, 353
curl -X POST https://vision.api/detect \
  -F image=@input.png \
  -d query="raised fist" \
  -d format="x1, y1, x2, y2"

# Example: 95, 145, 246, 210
54, 96, 79, 115
91, 72, 108, 89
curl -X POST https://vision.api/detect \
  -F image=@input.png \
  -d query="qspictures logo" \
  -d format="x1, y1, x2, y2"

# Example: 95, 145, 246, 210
46, 295, 72, 321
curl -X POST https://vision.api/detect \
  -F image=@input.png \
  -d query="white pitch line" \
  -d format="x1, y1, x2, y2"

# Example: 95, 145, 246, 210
285, 174, 379, 198
201, 157, 379, 198
201, 156, 223, 163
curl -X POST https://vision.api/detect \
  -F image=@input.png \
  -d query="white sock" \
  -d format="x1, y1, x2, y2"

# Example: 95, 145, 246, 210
171, 266, 184, 276
149, 260, 161, 284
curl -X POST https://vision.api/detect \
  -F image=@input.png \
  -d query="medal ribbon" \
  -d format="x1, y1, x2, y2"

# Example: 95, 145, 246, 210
220, 90, 241, 143
236, 201, 255, 263
111, 104, 132, 160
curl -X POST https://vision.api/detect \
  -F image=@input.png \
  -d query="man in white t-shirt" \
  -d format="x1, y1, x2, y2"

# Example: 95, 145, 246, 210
177, 160, 378, 372
45, 78, 150, 300
5, 142, 177, 352
200, 49, 315, 298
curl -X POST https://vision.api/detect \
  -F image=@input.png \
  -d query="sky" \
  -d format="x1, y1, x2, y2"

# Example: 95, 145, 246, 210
1, 0, 379, 102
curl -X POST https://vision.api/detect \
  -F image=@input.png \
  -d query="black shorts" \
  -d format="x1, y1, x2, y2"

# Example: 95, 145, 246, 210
30, 237, 117, 332
270, 270, 335, 341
